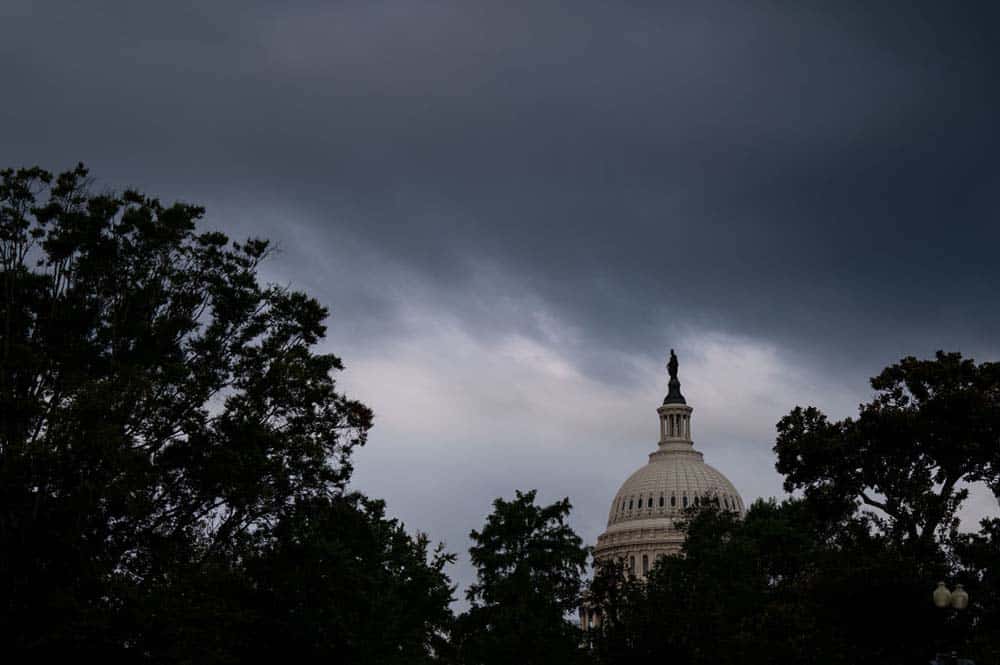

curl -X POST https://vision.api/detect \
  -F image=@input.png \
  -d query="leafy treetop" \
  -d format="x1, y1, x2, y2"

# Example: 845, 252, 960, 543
775, 351, 1000, 549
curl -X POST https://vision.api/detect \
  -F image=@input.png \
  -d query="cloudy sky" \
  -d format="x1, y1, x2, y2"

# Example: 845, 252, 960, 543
4, 0, 998, 601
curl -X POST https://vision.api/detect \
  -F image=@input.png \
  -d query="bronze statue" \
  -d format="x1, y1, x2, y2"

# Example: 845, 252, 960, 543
667, 349, 678, 380
663, 348, 685, 404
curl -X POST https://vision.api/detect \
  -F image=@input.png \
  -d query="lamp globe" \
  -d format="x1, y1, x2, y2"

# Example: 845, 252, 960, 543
933, 582, 952, 609
950, 584, 969, 610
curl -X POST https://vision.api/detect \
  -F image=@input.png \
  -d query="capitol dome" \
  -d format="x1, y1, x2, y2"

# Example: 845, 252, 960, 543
593, 350, 744, 573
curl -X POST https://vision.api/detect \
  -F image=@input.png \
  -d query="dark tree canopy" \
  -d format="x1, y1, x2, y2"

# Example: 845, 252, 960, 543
776, 351, 1000, 550
953, 517, 1000, 663
587, 499, 949, 665
452, 489, 590, 665
0, 165, 453, 661
240, 494, 455, 664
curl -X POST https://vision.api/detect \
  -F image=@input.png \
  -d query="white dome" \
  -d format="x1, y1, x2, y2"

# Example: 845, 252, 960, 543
606, 449, 744, 529
592, 352, 744, 568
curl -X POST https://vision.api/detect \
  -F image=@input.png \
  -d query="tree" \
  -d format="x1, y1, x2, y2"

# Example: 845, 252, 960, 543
587, 501, 807, 665
953, 517, 1000, 663
587, 499, 942, 665
452, 489, 590, 665
239, 494, 455, 663
773, 351, 1000, 663
775, 351, 1000, 551
0, 165, 454, 661
584, 558, 645, 665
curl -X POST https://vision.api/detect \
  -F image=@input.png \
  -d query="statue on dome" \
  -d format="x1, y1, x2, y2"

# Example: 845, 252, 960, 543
663, 349, 686, 404
667, 349, 678, 380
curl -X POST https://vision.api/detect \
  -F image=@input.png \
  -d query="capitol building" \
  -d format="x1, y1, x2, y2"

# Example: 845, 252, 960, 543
592, 351, 744, 577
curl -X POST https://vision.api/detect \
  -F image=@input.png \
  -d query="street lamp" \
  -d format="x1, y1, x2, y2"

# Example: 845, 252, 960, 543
933, 581, 970, 610
931, 582, 973, 665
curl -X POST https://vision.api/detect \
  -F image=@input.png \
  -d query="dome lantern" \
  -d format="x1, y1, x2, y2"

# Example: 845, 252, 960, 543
656, 350, 695, 453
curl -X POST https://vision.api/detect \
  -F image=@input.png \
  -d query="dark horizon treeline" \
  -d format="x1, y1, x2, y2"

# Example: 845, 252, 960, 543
1, 166, 998, 664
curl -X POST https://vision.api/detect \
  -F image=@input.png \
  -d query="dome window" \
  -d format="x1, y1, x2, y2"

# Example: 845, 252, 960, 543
659, 495, 664, 507
647, 497, 653, 508
642, 555, 649, 575
682, 495, 688, 508
628, 499, 633, 510
670, 495, 676, 507
630, 556, 636, 574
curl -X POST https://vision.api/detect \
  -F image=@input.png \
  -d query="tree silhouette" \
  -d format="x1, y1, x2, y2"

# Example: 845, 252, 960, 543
452, 489, 590, 665
0, 165, 453, 661
776, 351, 1000, 551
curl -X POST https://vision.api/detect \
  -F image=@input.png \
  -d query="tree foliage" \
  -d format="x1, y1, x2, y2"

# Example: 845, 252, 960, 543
775, 351, 1000, 550
0, 164, 453, 661
239, 494, 455, 663
588, 499, 946, 665
953, 517, 1000, 663
452, 489, 590, 665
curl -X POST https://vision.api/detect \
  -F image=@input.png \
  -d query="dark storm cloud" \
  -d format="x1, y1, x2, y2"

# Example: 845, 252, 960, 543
4, 0, 997, 382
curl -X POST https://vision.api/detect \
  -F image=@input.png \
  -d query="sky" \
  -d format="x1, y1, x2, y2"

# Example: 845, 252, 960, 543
3, 0, 999, 603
